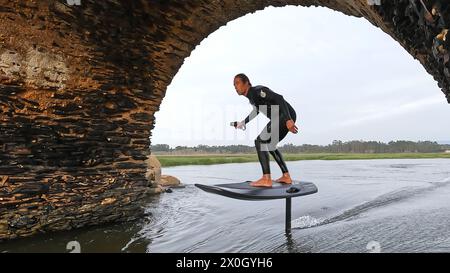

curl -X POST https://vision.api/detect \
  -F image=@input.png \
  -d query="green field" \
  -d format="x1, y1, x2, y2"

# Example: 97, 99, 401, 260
155, 153, 450, 167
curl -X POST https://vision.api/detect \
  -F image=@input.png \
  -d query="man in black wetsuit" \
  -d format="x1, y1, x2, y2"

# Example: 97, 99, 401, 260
233, 73, 298, 187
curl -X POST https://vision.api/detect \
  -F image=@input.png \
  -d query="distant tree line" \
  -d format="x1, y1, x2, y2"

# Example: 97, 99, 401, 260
151, 140, 450, 154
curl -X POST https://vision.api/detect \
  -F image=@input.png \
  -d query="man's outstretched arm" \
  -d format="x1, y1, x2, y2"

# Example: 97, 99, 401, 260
243, 105, 259, 124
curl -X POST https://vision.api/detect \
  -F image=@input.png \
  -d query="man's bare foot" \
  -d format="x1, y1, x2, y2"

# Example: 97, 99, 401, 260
250, 174, 272, 187
275, 172, 292, 184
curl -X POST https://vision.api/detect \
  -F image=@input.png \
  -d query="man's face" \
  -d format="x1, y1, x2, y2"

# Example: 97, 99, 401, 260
233, 77, 249, 95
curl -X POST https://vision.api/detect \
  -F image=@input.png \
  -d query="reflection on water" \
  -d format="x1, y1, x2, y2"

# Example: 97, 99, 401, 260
1, 158, 450, 253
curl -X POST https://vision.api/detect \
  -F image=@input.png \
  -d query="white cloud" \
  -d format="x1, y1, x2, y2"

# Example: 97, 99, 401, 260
335, 95, 444, 128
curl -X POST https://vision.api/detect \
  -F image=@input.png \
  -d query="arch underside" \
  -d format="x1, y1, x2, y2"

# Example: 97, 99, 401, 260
0, 0, 449, 240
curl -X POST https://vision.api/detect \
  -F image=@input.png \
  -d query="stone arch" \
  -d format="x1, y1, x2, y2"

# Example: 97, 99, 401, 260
0, 0, 449, 240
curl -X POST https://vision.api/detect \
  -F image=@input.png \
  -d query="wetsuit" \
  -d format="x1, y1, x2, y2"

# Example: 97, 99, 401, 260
243, 85, 297, 175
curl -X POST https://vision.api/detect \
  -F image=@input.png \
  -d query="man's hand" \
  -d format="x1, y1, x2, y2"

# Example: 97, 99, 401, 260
286, 119, 298, 134
236, 121, 246, 130
231, 121, 246, 130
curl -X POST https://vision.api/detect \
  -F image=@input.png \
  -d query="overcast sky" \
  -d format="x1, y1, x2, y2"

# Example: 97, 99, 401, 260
151, 5, 450, 147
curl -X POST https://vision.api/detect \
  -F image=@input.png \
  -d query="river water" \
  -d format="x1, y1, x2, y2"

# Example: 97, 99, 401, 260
1, 158, 450, 253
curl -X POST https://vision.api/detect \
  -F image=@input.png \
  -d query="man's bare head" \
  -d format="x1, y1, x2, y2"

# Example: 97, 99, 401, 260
234, 73, 252, 96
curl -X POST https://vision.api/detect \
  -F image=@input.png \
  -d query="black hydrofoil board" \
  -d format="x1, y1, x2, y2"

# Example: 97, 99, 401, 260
195, 180, 318, 201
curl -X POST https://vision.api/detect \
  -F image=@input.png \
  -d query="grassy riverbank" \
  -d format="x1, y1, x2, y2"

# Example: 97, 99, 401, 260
155, 153, 450, 167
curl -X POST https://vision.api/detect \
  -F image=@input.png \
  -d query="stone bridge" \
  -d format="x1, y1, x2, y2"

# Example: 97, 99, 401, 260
0, 0, 449, 240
